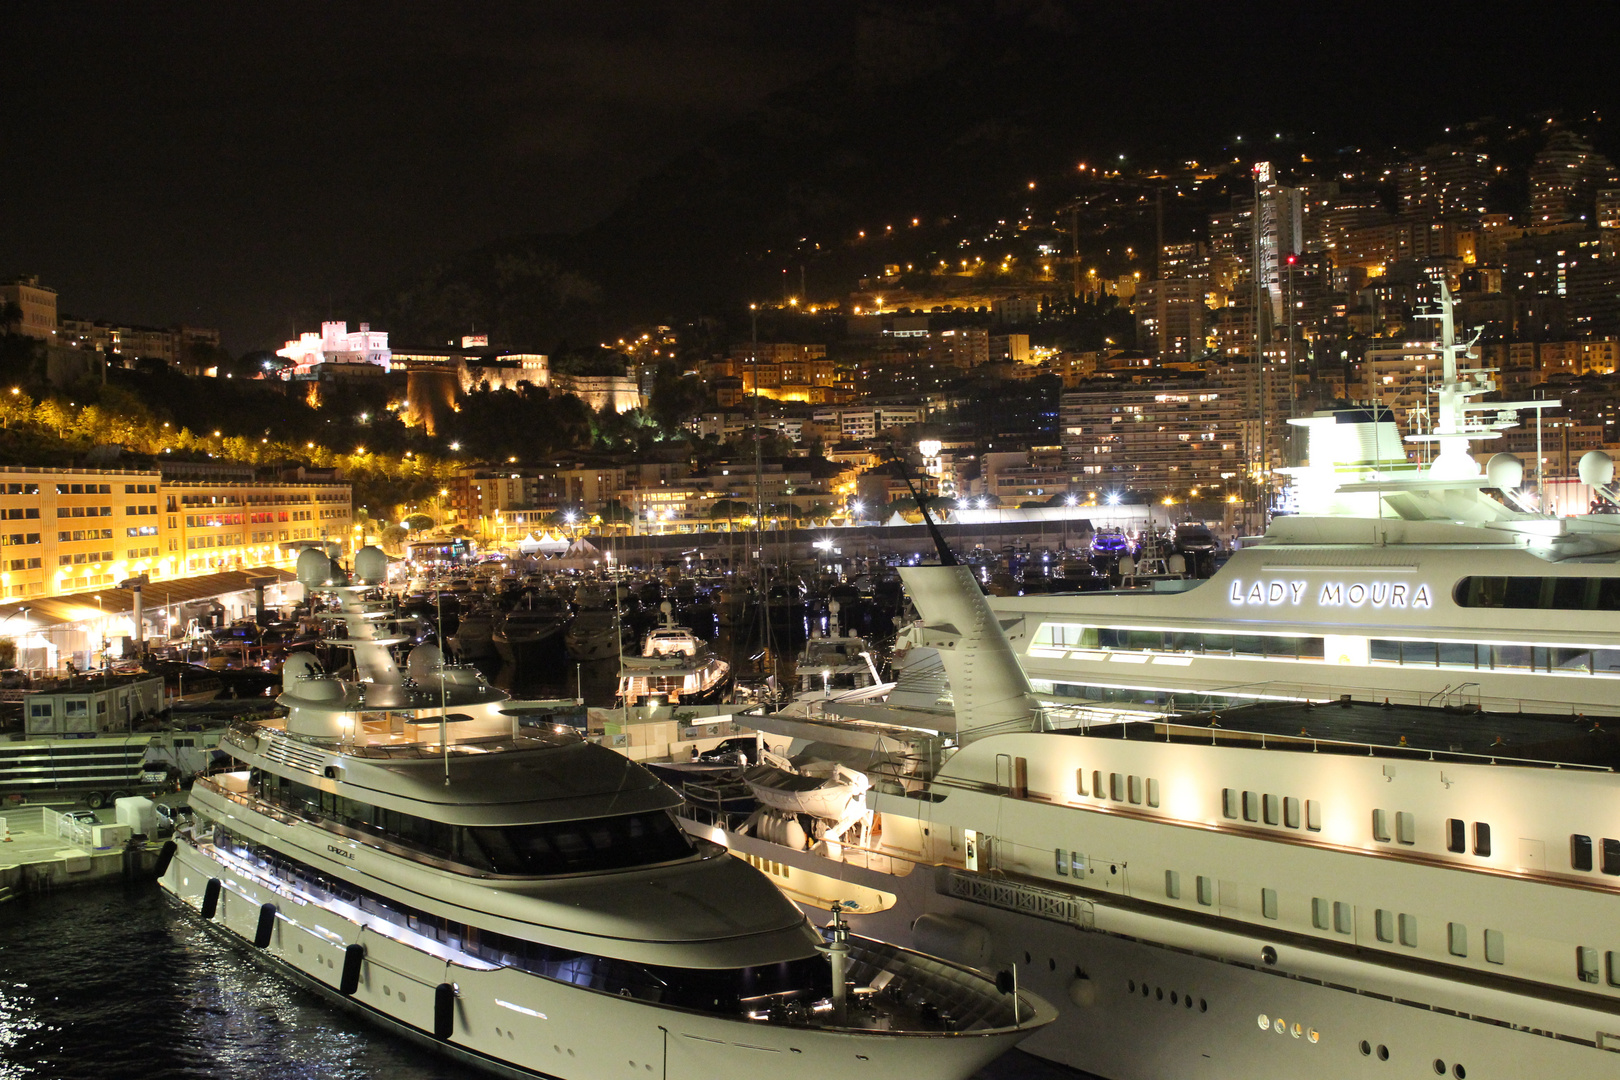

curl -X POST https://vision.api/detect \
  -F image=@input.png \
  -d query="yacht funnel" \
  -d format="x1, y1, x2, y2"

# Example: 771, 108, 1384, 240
898, 565, 1039, 735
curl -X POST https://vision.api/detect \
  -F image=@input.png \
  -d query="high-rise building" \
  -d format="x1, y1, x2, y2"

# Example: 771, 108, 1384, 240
1398, 144, 1492, 218
1134, 277, 1208, 361
1530, 130, 1619, 225
1253, 162, 1305, 326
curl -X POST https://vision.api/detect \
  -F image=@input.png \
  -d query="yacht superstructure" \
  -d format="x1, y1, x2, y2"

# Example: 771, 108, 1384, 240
995, 286, 1620, 718
157, 546, 1051, 1080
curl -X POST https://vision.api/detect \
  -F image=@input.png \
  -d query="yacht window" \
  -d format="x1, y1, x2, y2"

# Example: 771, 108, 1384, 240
1055, 848, 1068, 876
1261, 888, 1278, 920
1608, 951, 1620, 988
463, 811, 693, 876
1093, 771, 1105, 801
1437, 642, 1478, 668
1473, 822, 1492, 858
1372, 809, 1390, 843
1165, 870, 1180, 900
1284, 797, 1301, 830
1398, 913, 1418, 948
1263, 794, 1280, 826
1075, 769, 1088, 797
1110, 773, 1125, 801
1146, 778, 1160, 808
1242, 791, 1259, 823
1222, 788, 1239, 820
1446, 819, 1466, 854
1579, 946, 1601, 984
1448, 923, 1467, 957
1196, 875, 1213, 906
1484, 929, 1505, 965
1311, 898, 1329, 930
1602, 838, 1620, 875
1375, 909, 1395, 943
1305, 800, 1321, 831
1128, 776, 1142, 805
1456, 575, 1620, 611
1396, 812, 1415, 846
1572, 834, 1593, 871
1333, 902, 1353, 935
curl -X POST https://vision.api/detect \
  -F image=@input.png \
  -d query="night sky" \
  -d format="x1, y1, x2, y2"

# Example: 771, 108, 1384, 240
2, 2, 1612, 351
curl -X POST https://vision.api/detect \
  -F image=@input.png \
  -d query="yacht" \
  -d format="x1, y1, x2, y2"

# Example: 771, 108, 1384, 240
156, 546, 1052, 1080
490, 596, 568, 668
618, 605, 731, 706
668, 290, 1620, 1079
790, 601, 880, 701
564, 607, 626, 662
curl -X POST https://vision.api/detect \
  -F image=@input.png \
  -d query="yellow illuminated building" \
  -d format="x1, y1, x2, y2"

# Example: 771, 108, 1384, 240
1, 466, 351, 601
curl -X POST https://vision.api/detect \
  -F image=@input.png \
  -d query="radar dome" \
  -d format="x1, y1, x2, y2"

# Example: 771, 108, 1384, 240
1485, 453, 1524, 491
354, 545, 388, 584
281, 652, 321, 692
1580, 450, 1616, 489
296, 548, 333, 586
407, 643, 444, 684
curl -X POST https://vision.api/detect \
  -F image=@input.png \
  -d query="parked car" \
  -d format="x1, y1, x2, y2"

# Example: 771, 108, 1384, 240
154, 803, 193, 836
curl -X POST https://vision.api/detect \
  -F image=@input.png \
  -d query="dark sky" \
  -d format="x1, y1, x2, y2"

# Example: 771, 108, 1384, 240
1, 2, 854, 349
3, 2, 1614, 352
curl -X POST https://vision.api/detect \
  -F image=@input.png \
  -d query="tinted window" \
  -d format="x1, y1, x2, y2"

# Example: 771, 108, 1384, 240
465, 811, 693, 876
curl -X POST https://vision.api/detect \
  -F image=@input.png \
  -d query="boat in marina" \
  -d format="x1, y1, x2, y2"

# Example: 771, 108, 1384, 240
564, 608, 626, 662
617, 606, 731, 707
790, 601, 880, 701
490, 596, 568, 667
659, 288, 1620, 1079
157, 545, 1053, 1080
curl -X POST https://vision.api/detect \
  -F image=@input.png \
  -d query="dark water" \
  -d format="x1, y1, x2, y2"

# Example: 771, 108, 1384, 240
0, 884, 1079, 1080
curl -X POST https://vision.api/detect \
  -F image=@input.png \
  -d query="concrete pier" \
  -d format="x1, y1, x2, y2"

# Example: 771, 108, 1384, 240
0, 807, 162, 900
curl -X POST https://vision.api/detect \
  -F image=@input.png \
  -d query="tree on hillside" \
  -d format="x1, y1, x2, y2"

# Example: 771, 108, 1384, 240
649, 360, 709, 432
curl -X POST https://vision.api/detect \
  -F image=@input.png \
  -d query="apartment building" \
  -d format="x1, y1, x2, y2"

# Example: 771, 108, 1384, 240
0, 467, 351, 601
1059, 374, 1248, 493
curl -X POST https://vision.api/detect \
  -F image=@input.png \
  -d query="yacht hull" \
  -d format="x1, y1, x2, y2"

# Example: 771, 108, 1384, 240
710, 825, 1620, 1080
160, 838, 1032, 1080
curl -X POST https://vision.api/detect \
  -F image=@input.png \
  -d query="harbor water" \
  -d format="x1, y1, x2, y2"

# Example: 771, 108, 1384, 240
0, 885, 1086, 1080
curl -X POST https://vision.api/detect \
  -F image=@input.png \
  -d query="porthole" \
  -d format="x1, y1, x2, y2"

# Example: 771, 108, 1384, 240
1199, 998, 1208, 1013
1048, 958, 1056, 972
1184, 994, 1193, 1010
1291, 1022, 1301, 1039
1024, 951, 1032, 964
1142, 984, 1150, 998
1377, 1045, 1389, 1061
1257, 1013, 1270, 1031
1156, 987, 1163, 1001
1434, 1062, 1446, 1076
1454, 1067, 1466, 1079
1170, 991, 1178, 1005
1307, 1028, 1319, 1044
1128, 980, 1136, 993
1360, 1041, 1372, 1056
1273, 1018, 1285, 1034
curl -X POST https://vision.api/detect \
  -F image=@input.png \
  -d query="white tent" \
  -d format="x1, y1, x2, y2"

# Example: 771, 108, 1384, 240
518, 531, 570, 555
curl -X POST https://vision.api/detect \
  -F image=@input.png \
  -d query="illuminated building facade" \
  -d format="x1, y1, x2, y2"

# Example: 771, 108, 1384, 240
0, 467, 351, 600
277, 321, 392, 377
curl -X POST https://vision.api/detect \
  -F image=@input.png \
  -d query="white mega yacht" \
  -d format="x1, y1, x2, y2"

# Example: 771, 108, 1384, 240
156, 546, 1051, 1080
672, 292, 1620, 1079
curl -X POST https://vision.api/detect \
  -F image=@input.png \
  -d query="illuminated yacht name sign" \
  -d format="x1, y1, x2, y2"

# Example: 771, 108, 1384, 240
1228, 579, 1432, 609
